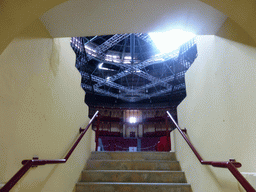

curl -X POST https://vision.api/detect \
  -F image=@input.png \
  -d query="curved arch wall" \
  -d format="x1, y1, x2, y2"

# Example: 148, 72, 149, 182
0, 0, 256, 54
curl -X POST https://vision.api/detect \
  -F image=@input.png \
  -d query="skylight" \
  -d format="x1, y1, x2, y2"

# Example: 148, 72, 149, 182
149, 29, 196, 54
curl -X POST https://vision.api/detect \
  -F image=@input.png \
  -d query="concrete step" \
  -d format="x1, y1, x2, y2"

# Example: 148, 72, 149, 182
76, 152, 191, 192
86, 160, 181, 171
76, 182, 192, 192
81, 170, 187, 183
90, 152, 177, 161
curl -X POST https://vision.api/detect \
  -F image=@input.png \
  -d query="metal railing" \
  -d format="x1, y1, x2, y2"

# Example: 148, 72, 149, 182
0, 111, 99, 192
166, 111, 255, 192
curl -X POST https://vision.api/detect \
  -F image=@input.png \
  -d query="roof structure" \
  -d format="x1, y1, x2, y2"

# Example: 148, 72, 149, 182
71, 33, 198, 107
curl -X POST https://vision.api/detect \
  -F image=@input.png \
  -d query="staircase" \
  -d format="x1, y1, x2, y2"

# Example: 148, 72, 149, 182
76, 151, 192, 192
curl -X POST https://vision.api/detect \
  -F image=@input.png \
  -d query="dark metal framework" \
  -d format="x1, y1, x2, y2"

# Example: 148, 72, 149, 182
71, 34, 197, 104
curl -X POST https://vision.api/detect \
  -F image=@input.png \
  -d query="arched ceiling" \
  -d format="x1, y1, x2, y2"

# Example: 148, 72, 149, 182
1, 0, 256, 55
39, 0, 227, 37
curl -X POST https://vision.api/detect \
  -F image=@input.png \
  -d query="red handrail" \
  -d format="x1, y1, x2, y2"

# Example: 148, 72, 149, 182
0, 111, 99, 192
166, 111, 255, 192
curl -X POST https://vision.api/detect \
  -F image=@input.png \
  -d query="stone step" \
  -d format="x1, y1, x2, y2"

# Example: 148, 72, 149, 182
86, 160, 181, 171
76, 152, 191, 192
76, 182, 192, 192
81, 170, 187, 183
90, 152, 177, 161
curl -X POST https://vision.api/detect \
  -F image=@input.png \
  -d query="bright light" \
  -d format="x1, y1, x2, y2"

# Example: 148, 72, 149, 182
129, 117, 137, 124
98, 63, 104, 69
99, 63, 115, 71
113, 59, 121, 63
149, 29, 196, 54
124, 56, 132, 60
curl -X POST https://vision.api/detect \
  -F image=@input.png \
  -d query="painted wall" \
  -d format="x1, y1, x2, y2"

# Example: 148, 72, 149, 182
0, 19, 92, 191
176, 35, 256, 192
1, 0, 256, 55
201, 0, 256, 45
216, 17, 256, 47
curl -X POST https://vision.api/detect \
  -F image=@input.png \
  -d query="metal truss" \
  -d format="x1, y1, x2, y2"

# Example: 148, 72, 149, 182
93, 50, 181, 90
134, 33, 155, 45
88, 34, 130, 61
72, 35, 131, 68
72, 35, 181, 69
73, 35, 197, 102
81, 68, 186, 102
81, 84, 132, 102
81, 72, 144, 95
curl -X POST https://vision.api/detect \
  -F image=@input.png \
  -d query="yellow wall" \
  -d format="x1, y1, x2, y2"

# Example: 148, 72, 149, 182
201, 0, 256, 46
176, 35, 256, 192
216, 17, 256, 47
1, 0, 256, 54
0, 19, 93, 191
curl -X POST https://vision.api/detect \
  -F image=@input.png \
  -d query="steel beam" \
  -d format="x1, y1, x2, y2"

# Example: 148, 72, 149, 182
77, 36, 196, 102
87, 34, 130, 61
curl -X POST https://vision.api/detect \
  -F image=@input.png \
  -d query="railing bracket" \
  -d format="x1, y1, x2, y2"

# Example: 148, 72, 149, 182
79, 127, 84, 133
32, 156, 39, 167
181, 128, 187, 134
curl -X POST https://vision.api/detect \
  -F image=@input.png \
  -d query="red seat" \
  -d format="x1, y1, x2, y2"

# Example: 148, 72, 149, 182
156, 136, 171, 151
